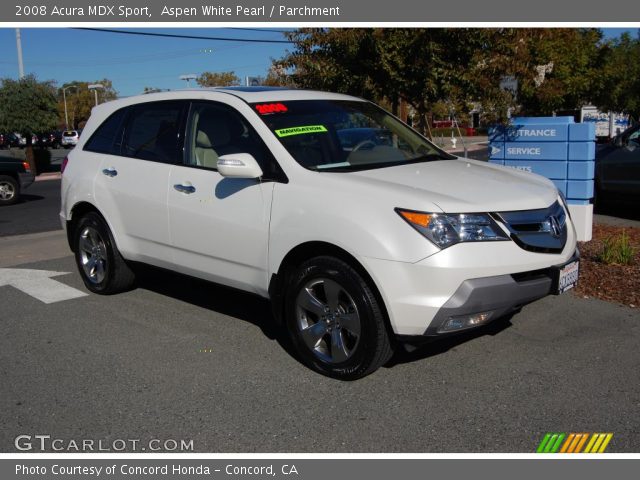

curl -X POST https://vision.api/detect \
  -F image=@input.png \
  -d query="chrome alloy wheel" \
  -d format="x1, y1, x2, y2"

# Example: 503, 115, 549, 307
295, 277, 361, 364
78, 226, 107, 284
0, 180, 16, 201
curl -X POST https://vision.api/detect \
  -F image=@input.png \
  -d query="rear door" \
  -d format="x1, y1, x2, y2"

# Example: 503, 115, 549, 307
93, 100, 187, 266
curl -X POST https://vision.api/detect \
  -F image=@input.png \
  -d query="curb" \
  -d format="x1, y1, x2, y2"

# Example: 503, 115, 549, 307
35, 172, 62, 182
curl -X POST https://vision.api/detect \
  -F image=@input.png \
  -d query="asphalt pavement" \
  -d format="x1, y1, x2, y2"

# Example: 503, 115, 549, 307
0, 249, 639, 452
0, 179, 62, 236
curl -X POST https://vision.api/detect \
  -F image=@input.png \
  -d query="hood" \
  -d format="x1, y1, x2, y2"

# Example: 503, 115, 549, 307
347, 158, 559, 213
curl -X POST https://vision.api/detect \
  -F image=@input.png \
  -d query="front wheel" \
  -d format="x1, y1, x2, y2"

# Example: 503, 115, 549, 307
285, 256, 394, 380
73, 212, 135, 294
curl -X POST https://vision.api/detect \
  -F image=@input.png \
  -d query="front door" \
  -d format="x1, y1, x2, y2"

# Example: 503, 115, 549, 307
167, 101, 277, 295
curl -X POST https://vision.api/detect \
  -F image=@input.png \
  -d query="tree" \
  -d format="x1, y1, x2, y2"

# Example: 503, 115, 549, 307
594, 32, 640, 120
261, 63, 293, 87
57, 79, 118, 130
195, 71, 240, 87
0, 74, 58, 173
278, 29, 490, 134
275, 28, 608, 131
143, 87, 163, 94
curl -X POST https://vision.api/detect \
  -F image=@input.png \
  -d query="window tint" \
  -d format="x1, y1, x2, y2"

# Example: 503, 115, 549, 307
84, 109, 127, 154
122, 102, 184, 163
185, 102, 283, 180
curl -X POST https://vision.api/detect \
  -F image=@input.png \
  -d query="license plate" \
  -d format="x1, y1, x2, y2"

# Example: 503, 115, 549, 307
556, 260, 579, 294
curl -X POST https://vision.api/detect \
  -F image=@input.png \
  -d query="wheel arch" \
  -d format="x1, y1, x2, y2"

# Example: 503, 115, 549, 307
268, 241, 393, 337
66, 202, 107, 252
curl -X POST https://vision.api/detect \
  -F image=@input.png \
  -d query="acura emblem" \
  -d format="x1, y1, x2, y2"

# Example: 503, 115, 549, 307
549, 215, 562, 238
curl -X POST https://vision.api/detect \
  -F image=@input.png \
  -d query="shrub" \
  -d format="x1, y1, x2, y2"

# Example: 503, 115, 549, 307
598, 230, 636, 265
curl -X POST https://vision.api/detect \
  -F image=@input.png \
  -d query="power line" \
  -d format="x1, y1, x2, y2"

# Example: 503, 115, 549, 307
229, 27, 293, 34
75, 28, 294, 44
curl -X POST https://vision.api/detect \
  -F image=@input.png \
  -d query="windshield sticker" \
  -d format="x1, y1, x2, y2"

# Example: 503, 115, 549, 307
255, 103, 288, 114
275, 125, 328, 137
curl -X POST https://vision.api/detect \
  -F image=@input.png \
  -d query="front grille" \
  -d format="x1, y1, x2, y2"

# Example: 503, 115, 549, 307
494, 201, 567, 253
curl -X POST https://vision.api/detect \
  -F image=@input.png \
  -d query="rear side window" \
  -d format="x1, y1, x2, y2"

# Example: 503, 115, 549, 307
122, 102, 185, 163
84, 109, 127, 155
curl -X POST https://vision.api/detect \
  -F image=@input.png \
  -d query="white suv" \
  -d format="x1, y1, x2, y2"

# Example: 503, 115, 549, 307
61, 130, 80, 148
60, 88, 579, 379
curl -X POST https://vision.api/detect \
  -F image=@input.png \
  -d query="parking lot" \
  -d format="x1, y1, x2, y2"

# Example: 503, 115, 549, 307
1, 175, 639, 453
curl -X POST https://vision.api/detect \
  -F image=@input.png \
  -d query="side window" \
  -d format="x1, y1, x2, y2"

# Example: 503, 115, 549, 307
122, 102, 184, 163
185, 102, 285, 180
84, 108, 128, 155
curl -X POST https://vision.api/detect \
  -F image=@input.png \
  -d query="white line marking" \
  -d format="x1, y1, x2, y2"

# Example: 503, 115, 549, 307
0, 268, 88, 304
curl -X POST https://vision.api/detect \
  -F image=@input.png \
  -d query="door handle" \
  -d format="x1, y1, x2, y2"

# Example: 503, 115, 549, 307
173, 184, 196, 194
102, 168, 118, 177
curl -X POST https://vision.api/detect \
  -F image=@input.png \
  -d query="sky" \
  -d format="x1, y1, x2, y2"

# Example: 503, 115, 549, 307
0, 28, 295, 96
0, 27, 637, 98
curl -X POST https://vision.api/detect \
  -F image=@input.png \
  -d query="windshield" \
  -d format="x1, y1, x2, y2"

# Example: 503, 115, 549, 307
251, 100, 454, 171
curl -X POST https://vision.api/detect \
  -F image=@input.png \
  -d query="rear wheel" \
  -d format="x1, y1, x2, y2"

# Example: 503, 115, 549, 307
0, 175, 19, 206
73, 212, 135, 294
285, 256, 394, 380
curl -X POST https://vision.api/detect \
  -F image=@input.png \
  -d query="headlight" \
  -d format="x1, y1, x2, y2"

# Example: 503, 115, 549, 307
396, 208, 510, 249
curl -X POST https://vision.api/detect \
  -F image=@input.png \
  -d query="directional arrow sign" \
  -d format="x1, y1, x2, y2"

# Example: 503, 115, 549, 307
0, 268, 88, 304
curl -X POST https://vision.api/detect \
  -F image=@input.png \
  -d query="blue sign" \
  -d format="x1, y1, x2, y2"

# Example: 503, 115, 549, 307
504, 125, 569, 142
568, 161, 595, 180
489, 116, 595, 203
568, 142, 595, 161
503, 142, 568, 160
504, 160, 567, 179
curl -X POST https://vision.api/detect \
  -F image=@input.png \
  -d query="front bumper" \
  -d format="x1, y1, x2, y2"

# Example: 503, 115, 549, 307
359, 221, 578, 336
422, 250, 579, 335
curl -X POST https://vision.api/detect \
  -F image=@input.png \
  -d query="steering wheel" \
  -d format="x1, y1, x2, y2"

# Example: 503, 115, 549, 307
351, 139, 377, 152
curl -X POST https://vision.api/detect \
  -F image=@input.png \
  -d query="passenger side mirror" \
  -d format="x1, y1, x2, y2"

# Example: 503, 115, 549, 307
613, 135, 624, 148
217, 153, 263, 179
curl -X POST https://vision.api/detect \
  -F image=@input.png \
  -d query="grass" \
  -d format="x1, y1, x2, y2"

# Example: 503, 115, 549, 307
598, 230, 636, 266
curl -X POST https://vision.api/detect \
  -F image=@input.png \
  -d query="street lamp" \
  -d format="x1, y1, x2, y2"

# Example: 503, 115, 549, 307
62, 85, 77, 130
88, 83, 105, 106
179, 74, 197, 88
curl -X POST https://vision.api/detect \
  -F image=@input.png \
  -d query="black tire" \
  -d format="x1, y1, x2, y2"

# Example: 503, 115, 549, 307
285, 256, 394, 380
0, 175, 20, 206
73, 212, 135, 294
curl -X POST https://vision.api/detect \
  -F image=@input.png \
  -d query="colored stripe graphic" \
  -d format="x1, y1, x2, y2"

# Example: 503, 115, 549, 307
537, 433, 613, 453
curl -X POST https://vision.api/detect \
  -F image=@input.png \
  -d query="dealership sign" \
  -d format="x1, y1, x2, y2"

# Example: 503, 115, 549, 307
489, 117, 595, 241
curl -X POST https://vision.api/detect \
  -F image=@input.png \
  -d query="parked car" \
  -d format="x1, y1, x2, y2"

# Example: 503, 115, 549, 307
2, 133, 21, 148
595, 122, 640, 205
37, 131, 62, 149
61, 130, 80, 148
60, 88, 579, 379
16, 133, 39, 148
0, 157, 34, 205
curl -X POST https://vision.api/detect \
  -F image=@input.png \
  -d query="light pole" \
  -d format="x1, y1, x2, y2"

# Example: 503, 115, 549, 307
15, 29, 24, 79
62, 85, 77, 130
88, 84, 104, 106
179, 74, 197, 88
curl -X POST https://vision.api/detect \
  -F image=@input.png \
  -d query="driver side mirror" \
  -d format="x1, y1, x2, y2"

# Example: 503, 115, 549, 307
217, 153, 263, 179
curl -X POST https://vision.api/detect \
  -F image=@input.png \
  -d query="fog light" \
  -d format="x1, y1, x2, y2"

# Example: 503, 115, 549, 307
438, 311, 494, 333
